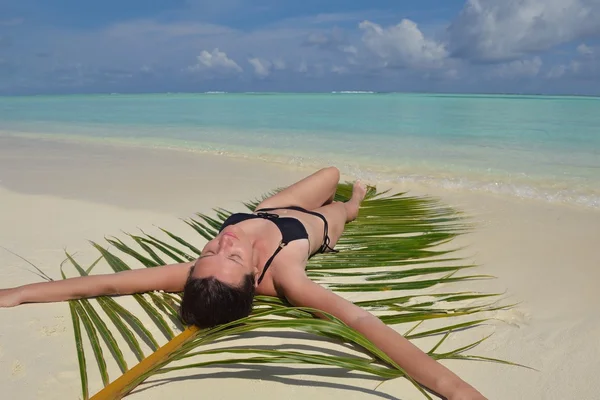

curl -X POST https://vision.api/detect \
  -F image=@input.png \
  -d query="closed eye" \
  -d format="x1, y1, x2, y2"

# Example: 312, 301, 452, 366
228, 254, 244, 266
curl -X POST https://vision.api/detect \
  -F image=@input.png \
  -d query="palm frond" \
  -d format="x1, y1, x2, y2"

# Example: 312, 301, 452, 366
58, 183, 513, 399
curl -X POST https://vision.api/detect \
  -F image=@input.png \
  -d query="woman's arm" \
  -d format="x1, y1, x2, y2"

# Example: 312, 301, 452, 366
278, 272, 486, 400
0, 261, 194, 307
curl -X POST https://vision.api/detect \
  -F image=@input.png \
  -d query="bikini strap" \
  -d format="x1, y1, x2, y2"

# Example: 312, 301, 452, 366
255, 211, 280, 221
256, 241, 287, 284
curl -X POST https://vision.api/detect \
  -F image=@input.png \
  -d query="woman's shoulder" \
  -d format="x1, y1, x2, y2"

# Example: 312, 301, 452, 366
258, 249, 308, 296
271, 250, 309, 281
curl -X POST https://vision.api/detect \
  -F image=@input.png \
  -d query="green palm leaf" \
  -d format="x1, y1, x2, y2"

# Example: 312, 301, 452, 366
59, 183, 514, 399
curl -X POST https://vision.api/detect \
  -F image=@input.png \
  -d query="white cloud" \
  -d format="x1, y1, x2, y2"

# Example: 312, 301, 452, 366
577, 43, 594, 56
305, 32, 330, 46
340, 45, 358, 55
276, 11, 389, 28
448, 0, 600, 62
359, 19, 448, 69
272, 58, 286, 70
489, 57, 543, 79
187, 48, 242, 73
302, 27, 354, 56
547, 48, 599, 80
547, 64, 568, 79
547, 60, 589, 79
247, 56, 288, 78
248, 57, 272, 78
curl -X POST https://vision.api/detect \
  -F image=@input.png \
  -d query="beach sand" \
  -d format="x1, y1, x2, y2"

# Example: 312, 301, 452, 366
1, 136, 599, 399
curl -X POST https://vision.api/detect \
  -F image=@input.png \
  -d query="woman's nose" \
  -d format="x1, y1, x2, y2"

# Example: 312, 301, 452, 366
218, 234, 235, 250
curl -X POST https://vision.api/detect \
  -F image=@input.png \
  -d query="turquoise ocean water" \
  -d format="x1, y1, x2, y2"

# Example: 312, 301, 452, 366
1, 93, 599, 208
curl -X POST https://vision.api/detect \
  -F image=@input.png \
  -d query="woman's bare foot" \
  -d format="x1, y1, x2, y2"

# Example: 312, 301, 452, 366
352, 181, 368, 202
344, 181, 367, 221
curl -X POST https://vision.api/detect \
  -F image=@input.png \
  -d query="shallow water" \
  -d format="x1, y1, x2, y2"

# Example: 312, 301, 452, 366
1, 93, 599, 207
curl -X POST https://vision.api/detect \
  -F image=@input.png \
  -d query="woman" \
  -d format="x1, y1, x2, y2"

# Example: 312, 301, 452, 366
0, 167, 486, 400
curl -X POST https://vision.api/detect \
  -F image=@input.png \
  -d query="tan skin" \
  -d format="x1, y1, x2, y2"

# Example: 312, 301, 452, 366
0, 167, 486, 400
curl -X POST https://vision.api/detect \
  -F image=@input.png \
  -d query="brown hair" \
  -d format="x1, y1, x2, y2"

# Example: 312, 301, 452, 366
179, 274, 255, 328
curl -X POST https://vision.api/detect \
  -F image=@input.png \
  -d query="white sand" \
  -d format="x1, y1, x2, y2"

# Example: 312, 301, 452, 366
1, 136, 599, 399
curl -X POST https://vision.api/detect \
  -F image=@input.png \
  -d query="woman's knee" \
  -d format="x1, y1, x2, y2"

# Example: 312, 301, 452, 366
323, 166, 340, 181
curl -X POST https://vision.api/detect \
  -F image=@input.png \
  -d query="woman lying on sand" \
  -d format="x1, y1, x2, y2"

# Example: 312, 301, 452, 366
0, 167, 485, 400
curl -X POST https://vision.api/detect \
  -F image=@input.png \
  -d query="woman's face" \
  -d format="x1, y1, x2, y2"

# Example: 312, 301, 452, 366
190, 225, 258, 287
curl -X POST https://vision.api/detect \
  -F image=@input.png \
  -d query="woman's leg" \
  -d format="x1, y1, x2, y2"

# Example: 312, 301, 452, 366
256, 167, 340, 211
311, 181, 367, 249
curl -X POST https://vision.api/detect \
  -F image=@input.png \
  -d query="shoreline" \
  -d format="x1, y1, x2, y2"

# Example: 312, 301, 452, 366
2, 132, 599, 211
1, 134, 600, 399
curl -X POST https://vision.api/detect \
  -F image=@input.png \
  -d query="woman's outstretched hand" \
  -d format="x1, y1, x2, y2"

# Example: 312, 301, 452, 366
0, 288, 22, 308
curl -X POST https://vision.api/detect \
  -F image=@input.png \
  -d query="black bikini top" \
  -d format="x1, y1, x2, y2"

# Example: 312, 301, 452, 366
219, 206, 337, 284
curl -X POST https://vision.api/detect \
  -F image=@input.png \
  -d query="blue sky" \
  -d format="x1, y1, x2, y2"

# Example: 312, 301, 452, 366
1, 0, 599, 95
